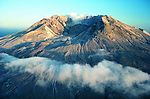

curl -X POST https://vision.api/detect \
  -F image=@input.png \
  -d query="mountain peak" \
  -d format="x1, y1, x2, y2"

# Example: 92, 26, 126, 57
0, 15, 150, 73
0, 15, 149, 48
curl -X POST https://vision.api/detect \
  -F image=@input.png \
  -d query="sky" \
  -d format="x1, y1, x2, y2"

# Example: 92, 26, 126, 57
0, 0, 150, 32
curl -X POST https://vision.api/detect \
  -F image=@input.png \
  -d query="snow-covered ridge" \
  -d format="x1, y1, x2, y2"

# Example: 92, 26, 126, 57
143, 30, 150, 36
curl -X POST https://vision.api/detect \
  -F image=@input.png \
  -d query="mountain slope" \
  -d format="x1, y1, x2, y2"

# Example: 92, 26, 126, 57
0, 15, 150, 73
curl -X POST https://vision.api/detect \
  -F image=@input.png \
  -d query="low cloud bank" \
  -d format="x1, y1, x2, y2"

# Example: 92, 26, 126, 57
0, 53, 150, 97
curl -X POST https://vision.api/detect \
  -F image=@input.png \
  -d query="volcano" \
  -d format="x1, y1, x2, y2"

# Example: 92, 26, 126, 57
0, 15, 150, 99
0, 15, 150, 73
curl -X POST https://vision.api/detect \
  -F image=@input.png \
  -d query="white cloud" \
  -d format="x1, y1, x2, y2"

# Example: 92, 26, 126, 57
69, 12, 86, 20
0, 53, 150, 97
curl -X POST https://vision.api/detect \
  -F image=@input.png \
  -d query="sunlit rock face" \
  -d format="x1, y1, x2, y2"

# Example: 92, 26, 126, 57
0, 15, 150, 73
0, 15, 68, 48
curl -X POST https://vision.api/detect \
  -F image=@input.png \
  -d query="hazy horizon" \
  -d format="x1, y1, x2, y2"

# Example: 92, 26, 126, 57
0, 0, 150, 34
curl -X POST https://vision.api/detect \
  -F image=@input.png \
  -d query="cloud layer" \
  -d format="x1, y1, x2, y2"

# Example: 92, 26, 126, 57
0, 53, 150, 98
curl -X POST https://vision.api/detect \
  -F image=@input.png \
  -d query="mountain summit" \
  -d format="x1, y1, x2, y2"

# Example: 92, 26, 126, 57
0, 15, 150, 73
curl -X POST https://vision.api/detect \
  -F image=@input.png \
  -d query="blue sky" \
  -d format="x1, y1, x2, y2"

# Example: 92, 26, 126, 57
0, 0, 150, 31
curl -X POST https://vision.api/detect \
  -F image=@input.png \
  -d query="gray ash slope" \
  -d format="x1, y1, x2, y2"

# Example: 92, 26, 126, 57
0, 15, 150, 73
